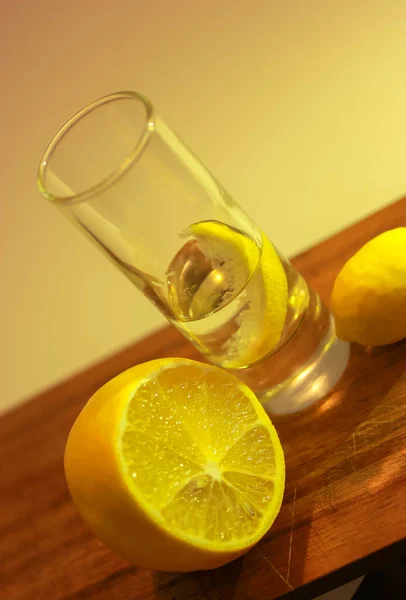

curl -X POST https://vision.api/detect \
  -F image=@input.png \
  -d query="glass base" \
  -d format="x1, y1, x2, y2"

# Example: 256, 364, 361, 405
258, 320, 350, 416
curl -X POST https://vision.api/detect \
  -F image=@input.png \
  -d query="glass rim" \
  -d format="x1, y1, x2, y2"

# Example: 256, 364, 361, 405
37, 90, 155, 206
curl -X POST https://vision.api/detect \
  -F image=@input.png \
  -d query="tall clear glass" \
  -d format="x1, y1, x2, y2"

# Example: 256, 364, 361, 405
38, 91, 349, 414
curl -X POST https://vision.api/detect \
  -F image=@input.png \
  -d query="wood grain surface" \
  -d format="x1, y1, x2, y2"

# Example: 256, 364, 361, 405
1, 197, 406, 600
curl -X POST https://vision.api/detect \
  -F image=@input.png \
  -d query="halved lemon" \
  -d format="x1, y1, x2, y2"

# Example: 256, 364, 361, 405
64, 358, 285, 572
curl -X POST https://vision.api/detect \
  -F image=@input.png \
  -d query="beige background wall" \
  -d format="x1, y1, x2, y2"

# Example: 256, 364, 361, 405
1, 0, 406, 414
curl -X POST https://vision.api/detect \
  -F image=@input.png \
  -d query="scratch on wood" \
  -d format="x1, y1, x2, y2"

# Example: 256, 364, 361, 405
386, 403, 406, 418
356, 428, 371, 450
255, 547, 293, 590
348, 432, 356, 471
286, 486, 297, 584
327, 472, 334, 505
385, 403, 404, 420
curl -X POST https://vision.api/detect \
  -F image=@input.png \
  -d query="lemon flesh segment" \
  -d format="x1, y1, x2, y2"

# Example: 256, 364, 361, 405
187, 222, 288, 368
120, 363, 284, 546
331, 227, 406, 346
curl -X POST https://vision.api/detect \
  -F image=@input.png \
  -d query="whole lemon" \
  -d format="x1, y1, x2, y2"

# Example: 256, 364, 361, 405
331, 227, 406, 346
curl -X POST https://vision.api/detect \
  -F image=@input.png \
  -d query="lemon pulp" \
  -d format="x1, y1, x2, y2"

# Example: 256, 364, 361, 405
121, 363, 282, 543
